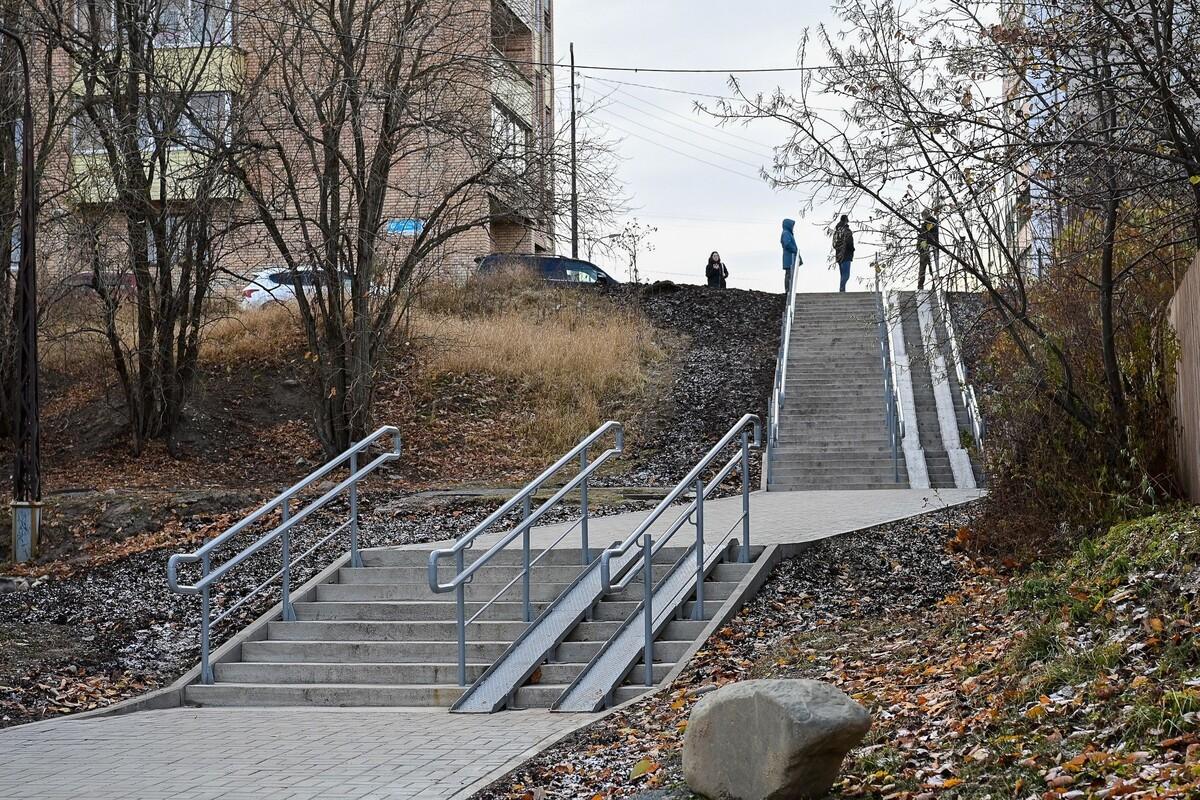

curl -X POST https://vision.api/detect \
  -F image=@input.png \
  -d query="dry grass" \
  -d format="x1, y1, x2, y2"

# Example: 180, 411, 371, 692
410, 275, 662, 456
200, 303, 304, 364
40, 272, 663, 461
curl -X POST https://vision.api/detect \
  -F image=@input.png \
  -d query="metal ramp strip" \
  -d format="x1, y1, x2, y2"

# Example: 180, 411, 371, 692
552, 540, 732, 713
450, 544, 641, 713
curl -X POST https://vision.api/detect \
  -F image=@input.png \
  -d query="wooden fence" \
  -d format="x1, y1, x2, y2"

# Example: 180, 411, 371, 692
1171, 253, 1200, 503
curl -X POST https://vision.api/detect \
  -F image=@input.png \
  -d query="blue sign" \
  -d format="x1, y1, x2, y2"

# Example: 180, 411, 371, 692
386, 219, 425, 236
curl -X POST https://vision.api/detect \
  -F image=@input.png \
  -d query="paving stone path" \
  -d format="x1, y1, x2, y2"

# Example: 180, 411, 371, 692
0, 488, 984, 798
0, 707, 579, 800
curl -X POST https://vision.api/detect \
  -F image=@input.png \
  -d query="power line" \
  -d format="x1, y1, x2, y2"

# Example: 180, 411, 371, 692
601, 84, 772, 149
595, 116, 765, 184
594, 106, 767, 170
600, 95, 774, 158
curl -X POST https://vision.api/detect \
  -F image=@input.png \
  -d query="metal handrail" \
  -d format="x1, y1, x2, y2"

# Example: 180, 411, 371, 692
874, 291, 903, 483
935, 287, 986, 448
599, 414, 761, 601
766, 269, 800, 485
427, 421, 624, 686
167, 426, 402, 684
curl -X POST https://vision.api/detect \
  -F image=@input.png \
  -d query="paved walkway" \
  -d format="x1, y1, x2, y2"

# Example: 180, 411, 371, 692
0, 708, 578, 800
0, 488, 984, 798
454, 487, 986, 554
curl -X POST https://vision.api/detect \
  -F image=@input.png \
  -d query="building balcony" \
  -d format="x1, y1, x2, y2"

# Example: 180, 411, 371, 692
69, 148, 239, 204
492, 53, 535, 121
71, 45, 244, 96
495, 0, 535, 32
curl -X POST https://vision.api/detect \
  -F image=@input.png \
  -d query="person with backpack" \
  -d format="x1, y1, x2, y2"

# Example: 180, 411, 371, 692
705, 251, 729, 288
917, 209, 939, 291
833, 215, 855, 292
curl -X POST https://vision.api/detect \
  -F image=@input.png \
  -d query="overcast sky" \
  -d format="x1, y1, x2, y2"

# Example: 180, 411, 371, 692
554, 1, 867, 294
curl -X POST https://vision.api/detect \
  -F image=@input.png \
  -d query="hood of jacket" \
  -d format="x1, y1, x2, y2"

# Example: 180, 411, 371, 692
782, 219, 796, 233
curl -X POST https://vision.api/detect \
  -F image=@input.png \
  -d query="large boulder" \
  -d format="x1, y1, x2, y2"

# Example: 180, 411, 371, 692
682, 679, 871, 800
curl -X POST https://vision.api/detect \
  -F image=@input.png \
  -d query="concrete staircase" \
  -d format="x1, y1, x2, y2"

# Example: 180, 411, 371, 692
895, 291, 984, 488
769, 293, 908, 491
511, 556, 754, 708
185, 544, 758, 709
896, 294, 957, 489
186, 548, 590, 707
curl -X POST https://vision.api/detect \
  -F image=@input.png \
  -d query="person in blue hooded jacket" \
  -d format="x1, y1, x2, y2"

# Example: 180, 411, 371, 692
781, 219, 800, 293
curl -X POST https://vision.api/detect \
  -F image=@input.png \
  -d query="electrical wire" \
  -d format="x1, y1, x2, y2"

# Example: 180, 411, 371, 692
593, 106, 766, 170
595, 116, 766, 184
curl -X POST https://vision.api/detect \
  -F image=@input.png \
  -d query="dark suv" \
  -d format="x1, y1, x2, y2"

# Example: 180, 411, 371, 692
476, 254, 621, 286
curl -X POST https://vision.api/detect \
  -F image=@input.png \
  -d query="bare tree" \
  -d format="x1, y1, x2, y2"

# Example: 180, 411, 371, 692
714, 0, 1196, 444
40, 0, 236, 454
229, 0, 550, 454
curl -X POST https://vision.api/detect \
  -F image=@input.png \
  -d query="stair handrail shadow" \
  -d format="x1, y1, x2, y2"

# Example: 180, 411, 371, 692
427, 421, 624, 687
166, 426, 403, 684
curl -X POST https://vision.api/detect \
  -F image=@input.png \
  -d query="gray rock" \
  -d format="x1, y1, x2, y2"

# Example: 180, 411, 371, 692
682, 679, 871, 800
0, 576, 31, 594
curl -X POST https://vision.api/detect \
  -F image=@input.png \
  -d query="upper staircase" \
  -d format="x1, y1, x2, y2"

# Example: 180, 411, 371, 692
768, 292, 908, 490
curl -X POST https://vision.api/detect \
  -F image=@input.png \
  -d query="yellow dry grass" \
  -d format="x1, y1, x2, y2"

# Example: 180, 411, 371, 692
410, 276, 661, 456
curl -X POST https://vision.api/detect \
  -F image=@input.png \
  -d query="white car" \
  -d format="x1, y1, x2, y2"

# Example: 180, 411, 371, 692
240, 268, 351, 310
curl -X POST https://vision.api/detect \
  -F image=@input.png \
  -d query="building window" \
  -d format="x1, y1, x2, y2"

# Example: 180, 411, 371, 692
76, 0, 232, 46
493, 103, 531, 173
157, 0, 232, 46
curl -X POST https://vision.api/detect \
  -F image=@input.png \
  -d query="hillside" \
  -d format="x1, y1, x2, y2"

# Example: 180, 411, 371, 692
477, 505, 1200, 799
0, 282, 782, 728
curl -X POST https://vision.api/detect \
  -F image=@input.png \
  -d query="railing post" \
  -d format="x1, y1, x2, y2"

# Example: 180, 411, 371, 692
740, 431, 751, 563
200, 553, 214, 684
456, 550, 466, 687
522, 495, 532, 624
281, 498, 296, 622
643, 533, 654, 687
349, 450, 363, 568
692, 478, 705, 621
579, 448, 590, 566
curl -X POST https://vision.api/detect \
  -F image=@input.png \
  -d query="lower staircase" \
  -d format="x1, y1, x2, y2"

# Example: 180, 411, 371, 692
186, 543, 762, 710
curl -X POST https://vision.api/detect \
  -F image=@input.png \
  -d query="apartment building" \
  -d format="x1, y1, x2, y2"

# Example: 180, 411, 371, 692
49, 0, 555, 287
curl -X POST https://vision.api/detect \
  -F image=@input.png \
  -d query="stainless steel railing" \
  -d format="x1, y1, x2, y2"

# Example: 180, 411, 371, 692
875, 291, 903, 483
936, 288, 985, 448
601, 415, 759, 687
600, 413, 761, 606
167, 426, 402, 684
766, 272, 800, 486
427, 421, 624, 686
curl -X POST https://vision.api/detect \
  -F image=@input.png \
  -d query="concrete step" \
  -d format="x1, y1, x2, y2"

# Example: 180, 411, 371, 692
316, 582, 574, 603
362, 548, 602, 568
710, 562, 754, 582
768, 480, 909, 490
266, 619, 528, 642
184, 683, 466, 708
662, 620, 708, 640
241, 639, 512, 664
339, 564, 590, 584
552, 638, 690, 663
214, 661, 486, 685
292, 601, 547, 622
564, 620, 624, 642
607, 580, 741, 603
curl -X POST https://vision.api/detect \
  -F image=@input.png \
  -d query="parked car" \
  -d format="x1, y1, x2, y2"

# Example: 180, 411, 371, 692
53, 271, 138, 302
476, 254, 621, 286
240, 267, 352, 310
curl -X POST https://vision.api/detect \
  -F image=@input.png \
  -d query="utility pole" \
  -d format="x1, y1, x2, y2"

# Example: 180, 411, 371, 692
2, 28, 41, 562
569, 42, 578, 259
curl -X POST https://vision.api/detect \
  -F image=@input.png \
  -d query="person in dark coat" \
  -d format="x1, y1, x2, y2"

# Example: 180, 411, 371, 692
780, 219, 799, 293
917, 209, 939, 291
705, 251, 729, 288
832, 215, 855, 292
